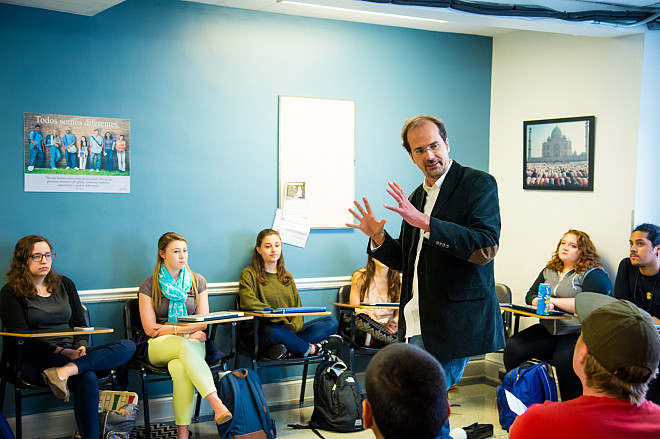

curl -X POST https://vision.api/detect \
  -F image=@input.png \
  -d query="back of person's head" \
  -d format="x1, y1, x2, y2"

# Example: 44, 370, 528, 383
576, 294, 660, 405
365, 343, 448, 439
633, 223, 660, 247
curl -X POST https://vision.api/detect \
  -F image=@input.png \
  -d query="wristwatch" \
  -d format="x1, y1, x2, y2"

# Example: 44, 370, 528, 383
183, 333, 190, 339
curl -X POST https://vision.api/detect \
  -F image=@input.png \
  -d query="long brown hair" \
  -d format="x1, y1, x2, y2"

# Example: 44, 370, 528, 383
546, 229, 603, 274
6, 235, 61, 298
250, 229, 293, 286
354, 255, 401, 302
150, 232, 198, 312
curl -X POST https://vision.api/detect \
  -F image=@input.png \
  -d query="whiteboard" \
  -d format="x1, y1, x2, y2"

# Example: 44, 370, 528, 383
278, 96, 355, 229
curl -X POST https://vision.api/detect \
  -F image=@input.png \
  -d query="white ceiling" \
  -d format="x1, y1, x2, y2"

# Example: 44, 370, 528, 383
1, 0, 658, 37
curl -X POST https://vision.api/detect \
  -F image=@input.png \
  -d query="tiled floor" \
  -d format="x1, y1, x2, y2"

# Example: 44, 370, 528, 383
187, 380, 509, 438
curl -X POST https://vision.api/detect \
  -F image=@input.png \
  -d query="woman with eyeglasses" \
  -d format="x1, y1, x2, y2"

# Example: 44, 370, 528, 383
0, 235, 136, 439
138, 232, 232, 439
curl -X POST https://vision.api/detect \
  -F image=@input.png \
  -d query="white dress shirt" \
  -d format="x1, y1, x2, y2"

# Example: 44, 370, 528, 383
371, 161, 452, 339
403, 161, 452, 338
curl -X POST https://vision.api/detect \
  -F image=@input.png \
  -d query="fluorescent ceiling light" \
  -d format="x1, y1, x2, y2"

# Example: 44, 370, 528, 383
278, 0, 448, 24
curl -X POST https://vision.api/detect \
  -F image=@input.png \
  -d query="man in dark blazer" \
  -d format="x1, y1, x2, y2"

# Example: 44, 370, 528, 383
348, 115, 504, 438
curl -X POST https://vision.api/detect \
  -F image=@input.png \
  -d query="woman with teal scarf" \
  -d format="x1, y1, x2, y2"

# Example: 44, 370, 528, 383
138, 232, 231, 439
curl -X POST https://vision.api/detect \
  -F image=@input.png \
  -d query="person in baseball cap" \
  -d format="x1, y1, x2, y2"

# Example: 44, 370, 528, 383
510, 293, 660, 439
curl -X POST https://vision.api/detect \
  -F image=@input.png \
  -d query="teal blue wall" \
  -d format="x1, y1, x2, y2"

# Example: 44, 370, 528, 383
0, 0, 492, 415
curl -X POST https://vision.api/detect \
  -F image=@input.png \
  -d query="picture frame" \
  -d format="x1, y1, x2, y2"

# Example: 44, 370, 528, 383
523, 115, 595, 191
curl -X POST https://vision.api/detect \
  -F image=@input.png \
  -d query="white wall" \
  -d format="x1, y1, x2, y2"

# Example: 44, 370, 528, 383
489, 31, 644, 304
634, 32, 660, 225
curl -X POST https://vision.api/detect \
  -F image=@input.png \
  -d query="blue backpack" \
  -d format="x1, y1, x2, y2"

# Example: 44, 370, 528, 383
215, 369, 277, 439
496, 362, 558, 431
0, 411, 14, 439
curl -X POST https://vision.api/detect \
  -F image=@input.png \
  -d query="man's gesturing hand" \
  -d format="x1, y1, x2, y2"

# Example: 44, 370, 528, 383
347, 197, 387, 246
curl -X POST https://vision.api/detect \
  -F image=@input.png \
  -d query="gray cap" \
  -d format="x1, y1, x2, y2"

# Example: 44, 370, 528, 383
576, 293, 660, 380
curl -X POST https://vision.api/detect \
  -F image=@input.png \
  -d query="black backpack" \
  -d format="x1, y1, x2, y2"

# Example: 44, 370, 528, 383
309, 357, 364, 433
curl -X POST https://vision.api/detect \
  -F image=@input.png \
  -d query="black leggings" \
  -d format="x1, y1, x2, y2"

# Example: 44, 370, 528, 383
342, 313, 396, 345
503, 323, 581, 401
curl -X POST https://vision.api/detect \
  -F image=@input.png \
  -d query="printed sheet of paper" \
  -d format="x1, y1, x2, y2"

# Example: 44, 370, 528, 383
272, 209, 310, 248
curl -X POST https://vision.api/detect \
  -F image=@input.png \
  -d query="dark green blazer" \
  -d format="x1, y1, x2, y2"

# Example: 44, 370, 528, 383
371, 161, 505, 362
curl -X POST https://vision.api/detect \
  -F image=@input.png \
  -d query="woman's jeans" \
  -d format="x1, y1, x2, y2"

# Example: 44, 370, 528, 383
49, 146, 61, 168
117, 150, 126, 171
257, 315, 338, 356
21, 339, 136, 439
105, 150, 114, 171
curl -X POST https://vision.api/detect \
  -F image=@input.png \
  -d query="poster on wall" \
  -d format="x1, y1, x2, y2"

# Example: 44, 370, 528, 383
23, 112, 131, 193
523, 115, 595, 191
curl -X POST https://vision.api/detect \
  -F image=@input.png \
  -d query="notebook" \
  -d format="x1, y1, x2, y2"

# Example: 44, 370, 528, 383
177, 311, 244, 322
501, 303, 569, 317
263, 307, 327, 314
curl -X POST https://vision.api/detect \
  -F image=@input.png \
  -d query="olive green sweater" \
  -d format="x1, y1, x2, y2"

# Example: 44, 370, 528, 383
238, 267, 303, 333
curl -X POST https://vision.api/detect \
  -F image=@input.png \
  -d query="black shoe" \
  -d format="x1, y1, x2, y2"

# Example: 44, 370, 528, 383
316, 334, 343, 355
462, 422, 493, 439
265, 344, 288, 360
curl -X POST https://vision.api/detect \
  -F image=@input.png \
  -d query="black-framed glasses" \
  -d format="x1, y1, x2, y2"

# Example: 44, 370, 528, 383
30, 253, 55, 262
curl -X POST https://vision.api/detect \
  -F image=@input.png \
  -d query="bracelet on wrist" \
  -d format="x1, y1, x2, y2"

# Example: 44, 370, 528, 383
174, 326, 178, 336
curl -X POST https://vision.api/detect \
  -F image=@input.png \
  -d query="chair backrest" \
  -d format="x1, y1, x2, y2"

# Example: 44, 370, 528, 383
123, 298, 144, 339
81, 304, 94, 345
495, 283, 512, 304
495, 283, 512, 340
337, 285, 351, 303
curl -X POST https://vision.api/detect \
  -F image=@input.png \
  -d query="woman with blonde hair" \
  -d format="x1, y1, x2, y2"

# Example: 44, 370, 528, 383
347, 255, 400, 346
138, 232, 231, 439
46, 128, 61, 169
504, 229, 612, 400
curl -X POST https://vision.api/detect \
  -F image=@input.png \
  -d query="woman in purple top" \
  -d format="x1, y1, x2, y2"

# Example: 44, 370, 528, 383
103, 132, 115, 172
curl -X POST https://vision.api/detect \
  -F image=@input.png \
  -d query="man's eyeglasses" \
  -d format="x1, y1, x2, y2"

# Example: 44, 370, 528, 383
30, 253, 56, 262
412, 143, 442, 158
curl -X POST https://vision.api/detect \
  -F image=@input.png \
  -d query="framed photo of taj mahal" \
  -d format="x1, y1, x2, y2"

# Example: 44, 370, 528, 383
523, 115, 595, 191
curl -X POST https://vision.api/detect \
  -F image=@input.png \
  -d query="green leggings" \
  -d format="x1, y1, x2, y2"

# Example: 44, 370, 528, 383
148, 335, 216, 425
